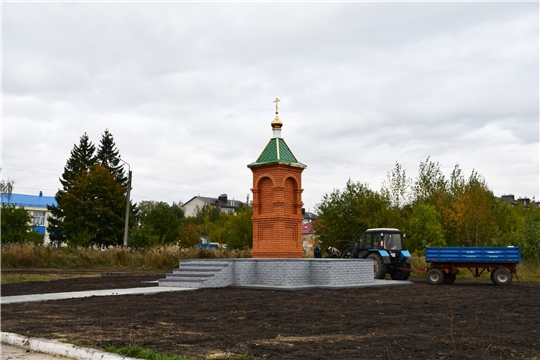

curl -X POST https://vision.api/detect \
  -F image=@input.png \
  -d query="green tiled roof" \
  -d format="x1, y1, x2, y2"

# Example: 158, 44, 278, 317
248, 138, 306, 168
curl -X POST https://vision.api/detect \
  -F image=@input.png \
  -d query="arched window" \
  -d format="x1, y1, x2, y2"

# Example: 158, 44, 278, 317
259, 177, 273, 215
284, 177, 297, 215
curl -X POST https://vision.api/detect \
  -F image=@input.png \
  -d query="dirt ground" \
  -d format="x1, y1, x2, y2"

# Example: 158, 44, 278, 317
1, 271, 539, 360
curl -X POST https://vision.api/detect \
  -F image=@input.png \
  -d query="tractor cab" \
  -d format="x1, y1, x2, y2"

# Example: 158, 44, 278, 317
358, 230, 404, 251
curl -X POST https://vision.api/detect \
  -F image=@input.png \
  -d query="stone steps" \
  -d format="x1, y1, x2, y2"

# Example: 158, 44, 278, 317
158, 261, 231, 288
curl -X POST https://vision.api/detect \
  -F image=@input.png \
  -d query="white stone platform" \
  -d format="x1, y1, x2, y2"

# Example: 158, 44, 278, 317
158, 258, 408, 290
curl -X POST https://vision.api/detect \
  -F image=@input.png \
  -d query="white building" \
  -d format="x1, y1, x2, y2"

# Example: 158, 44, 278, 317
183, 194, 243, 217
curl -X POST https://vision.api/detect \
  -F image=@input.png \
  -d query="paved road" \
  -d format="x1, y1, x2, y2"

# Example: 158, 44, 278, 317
1, 344, 71, 360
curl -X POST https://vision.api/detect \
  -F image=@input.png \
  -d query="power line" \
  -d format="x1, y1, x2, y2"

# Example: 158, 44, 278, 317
2, 166, 60, 176
2, 155, 65, 166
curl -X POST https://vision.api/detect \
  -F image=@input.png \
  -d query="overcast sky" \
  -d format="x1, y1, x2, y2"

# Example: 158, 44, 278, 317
2, 1, 539, 212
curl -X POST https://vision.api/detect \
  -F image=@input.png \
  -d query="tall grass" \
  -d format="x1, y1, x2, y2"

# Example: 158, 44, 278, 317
516, 260, 540, 282
0, 243, 252, 270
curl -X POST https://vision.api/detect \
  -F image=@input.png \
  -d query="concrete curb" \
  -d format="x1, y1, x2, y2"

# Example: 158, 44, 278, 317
1, 332, 136, 360
1, 286, 194, 305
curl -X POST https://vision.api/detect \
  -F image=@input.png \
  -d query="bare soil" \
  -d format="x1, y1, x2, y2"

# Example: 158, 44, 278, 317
1, 271, 539, 359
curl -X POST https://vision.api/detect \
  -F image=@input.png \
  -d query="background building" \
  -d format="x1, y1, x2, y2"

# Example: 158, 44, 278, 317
182, 194, 243, 217
1, 192, 57, 244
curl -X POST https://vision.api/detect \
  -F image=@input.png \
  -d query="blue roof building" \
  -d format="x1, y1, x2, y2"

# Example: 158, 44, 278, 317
1, 192, 57, 244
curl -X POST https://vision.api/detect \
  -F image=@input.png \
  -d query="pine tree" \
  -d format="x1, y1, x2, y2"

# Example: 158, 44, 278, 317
60, 133, 97, 190
48, 130, 133, 246
97, 129, 127, 187
47, 133, 97, 244
96, 129, 134, 245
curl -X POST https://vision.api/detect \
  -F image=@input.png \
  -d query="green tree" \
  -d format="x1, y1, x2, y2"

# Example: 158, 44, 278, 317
62, 165, 127, 247
411, 158, 458, 245
194, 204, 221, 225
60, 133, 97, 190
314, 158, 539, 261
407, 204, 445, 253
96, 130, 135, 242
493, 199, 524, 240
518, 204, 540, 261
97, 129, 127, 187
500, 202, 540, 261
48, 133, 97, 244
1, 204, 44, 244
381, 161, 411, 208
130, 201, 180, 247
170, 201, 185, 219
412, 157, 447, 206
313, 180, 394, 249
173, 201, 252, 249
48, 131, 133, 246
130, 226, 161, 248
217, 203, 253, 249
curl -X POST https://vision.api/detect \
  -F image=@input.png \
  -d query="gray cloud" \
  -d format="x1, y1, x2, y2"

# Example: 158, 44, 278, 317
2, 2, 538, 211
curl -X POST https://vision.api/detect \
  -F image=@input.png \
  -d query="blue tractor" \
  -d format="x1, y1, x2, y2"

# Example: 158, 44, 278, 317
340, 228, 413, 280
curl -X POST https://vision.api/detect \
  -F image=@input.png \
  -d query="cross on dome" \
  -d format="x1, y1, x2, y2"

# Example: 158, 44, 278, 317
273, 97, 280, 114
271, 97, 283, 134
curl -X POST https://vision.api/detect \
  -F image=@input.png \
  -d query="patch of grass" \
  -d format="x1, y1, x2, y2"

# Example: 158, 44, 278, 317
0, 273, 99, 284
516, 260, 540, 282
103, 344, 194, 360
1, 243, 252, 270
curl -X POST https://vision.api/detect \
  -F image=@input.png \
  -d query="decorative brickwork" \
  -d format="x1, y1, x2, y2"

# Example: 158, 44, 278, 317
247, 99, 306, 258
250, 165, 305, 258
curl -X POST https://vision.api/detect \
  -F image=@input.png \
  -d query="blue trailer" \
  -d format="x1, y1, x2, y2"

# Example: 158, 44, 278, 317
424, 246, 521, 285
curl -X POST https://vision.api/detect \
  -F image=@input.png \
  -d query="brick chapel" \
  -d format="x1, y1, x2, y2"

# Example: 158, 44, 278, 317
248, 98, 306, 258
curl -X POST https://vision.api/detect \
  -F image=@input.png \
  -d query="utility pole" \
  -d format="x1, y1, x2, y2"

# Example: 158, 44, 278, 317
123, 170, 132, 248
119, 159, 131, 248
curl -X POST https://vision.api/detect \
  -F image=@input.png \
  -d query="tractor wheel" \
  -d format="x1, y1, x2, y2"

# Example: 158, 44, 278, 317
390, 264, 411, 280
427, 268, 444, 285
442, 273, 456, 285
491, 268, 512, 286
367, 253, 387, 279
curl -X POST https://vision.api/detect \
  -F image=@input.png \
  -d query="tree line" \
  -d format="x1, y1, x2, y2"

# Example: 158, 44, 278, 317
2, 131, 538, 261
1, 131, 253, 250
313, 158, 540, 261
46, 130, 132, 247
128, 199, 252, 250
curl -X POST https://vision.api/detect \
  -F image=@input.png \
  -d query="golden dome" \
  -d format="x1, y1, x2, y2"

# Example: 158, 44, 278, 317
271, 114, 283, 129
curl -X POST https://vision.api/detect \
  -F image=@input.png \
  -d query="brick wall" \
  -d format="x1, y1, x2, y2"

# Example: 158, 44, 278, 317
173, 258, 375, 287
250, 164, 305, 258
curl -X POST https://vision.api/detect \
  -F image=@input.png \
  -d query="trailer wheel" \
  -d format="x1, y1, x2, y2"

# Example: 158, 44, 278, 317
442, 273, 456, 285
367, 253, 387, 279
427, 269, 444, 285
491, 268, 512, 286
